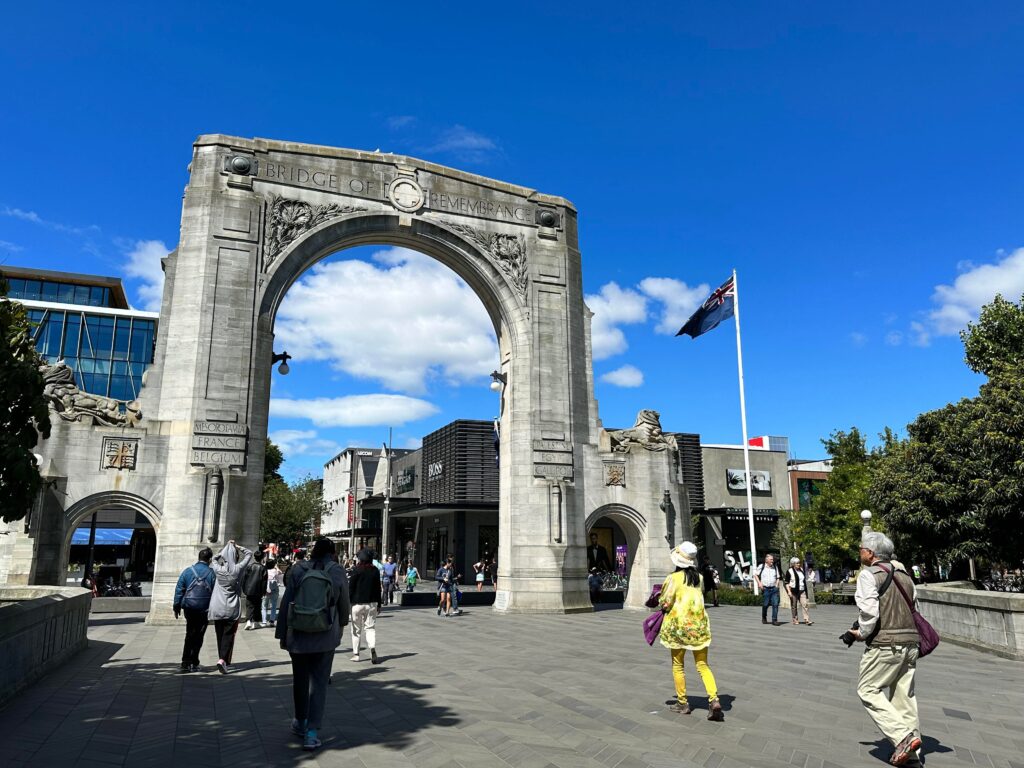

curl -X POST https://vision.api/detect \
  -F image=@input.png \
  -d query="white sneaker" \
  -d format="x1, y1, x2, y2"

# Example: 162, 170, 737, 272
350, 655, 359, 662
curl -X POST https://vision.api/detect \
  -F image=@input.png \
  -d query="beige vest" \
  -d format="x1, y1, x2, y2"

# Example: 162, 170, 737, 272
868, 564, 918, 647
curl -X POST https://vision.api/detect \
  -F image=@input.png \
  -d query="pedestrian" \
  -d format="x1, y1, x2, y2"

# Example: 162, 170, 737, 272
588, 567, 603, 603
276, 537, 349, 752
172, 546, 215, 672
209, 540, 252, 674
850, 532, 922, 767
264, 558, 284, 627
473, 557, 487, 591
243, 550, 268, 630
658, 542, 724, 721
700, 556, 720, 607
489, 557, 498, 588
381, 555, 398, 605
405, 561, 419, 592
436, 556, 456, 616
754, 553, 782, 626
785, 557, 813, 625
348, 549, 382, 663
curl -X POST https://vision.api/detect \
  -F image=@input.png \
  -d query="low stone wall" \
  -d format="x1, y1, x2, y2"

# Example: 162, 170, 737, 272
91, 596, 151, 613
0, 586, 92, 708
917, 582, 1024, 660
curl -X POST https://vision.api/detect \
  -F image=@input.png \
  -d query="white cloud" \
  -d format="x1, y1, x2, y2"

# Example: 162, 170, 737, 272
123, 240, 168, 311
584, 282, 648, 360
386, 115, 416, 130
885, 331, 903, 346
403, 437, 423, 449
275, 248, 498, 394
268, 429, 342, 460
849, 332, 868, 347
909, 321, 930, 347
422, 125, 499, 163
929, 248, 1024, 335
1, 205, 99, 235
271, 394, 439, 428
637, 277, 710, 335
600, 364, 644, 387
0, 239, 24, 253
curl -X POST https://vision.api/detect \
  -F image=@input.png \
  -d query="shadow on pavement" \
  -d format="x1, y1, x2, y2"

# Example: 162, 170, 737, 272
863, 735, 951, 765
87, 616, 147, 627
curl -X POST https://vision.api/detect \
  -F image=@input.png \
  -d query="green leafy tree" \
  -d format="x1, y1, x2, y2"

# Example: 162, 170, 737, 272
0, 278, 52, 523
872, 294, 1024, 564
258, 437, 325, 544
790, 428, 883, 571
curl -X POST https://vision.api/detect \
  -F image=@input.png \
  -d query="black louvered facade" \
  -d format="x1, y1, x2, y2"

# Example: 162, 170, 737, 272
674, 432, 705, 511
421, 420, 499, 505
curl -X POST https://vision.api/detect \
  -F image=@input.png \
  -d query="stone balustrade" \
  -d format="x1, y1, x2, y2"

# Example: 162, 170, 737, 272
916, 581, 1024, 660
0, 585, 92, 707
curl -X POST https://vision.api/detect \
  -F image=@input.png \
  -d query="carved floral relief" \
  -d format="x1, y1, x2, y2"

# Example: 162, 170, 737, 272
442, 221, 528, 301
263, 194, 367, 268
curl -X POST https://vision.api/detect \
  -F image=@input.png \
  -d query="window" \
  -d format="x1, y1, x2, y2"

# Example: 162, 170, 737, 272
57, 283, 75, 304
63, 315, 81, 357
41, 281, 58, 302
112, 318, 131, 361
6, 278, 25, 298
73, 285, 91, 305
24, 280, 41, 300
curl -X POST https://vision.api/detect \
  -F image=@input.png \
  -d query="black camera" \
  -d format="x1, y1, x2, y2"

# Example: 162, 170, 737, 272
840, 620, 860, 647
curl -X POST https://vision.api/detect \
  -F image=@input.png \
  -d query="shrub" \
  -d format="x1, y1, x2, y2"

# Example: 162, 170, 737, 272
715, 584, 762, 606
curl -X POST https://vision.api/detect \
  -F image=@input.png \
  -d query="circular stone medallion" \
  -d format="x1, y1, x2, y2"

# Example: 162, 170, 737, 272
387, 177, 425, 213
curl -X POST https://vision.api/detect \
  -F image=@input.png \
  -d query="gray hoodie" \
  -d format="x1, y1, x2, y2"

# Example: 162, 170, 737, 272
208, 543, 253, 621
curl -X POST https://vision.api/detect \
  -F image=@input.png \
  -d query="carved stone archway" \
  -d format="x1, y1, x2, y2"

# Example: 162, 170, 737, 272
586, 504, 652, 609
138, 136, 595, 619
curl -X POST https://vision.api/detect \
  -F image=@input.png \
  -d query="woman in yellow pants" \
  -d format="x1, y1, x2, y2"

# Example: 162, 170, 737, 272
659, 541, 724, 721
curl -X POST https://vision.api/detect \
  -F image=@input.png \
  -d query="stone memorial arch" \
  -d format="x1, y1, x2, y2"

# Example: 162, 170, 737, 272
5, 135, 697, 622
140, 135, 597, 616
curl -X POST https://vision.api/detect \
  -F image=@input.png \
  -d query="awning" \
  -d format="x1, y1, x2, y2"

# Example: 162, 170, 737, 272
71, 528, 134, 545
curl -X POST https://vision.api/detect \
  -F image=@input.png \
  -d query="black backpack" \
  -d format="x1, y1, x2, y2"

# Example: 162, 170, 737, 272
243, 562, 267, 597
182, 566, 212, 610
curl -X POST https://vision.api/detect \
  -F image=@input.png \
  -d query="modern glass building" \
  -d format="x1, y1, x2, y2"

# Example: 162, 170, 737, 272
2, 266, 159, 401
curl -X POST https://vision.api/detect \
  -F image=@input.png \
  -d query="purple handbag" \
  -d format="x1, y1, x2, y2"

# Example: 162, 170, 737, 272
644, 583, 664, 609
878, 564, 940, 657
643, 610, 664, 646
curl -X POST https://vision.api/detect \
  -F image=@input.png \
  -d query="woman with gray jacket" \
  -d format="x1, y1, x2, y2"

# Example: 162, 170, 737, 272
209, 540, 252, 674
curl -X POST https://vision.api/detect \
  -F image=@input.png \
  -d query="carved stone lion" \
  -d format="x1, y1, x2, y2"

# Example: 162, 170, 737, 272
607, 409, 677, 453
41, 361, 142, 427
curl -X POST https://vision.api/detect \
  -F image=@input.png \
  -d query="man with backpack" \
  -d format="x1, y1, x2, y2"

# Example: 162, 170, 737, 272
276, 537, 350, 752
172, 547, 216, 672
243, 551, 269, 631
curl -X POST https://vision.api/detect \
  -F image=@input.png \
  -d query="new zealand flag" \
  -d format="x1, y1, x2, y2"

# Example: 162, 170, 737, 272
676, 275, 735, 339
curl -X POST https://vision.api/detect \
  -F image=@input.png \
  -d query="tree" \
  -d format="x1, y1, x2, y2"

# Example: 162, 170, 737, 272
790, 428, 882, 571
260, 474, 326, 545
0, 278, 52, 523
872, 296, 1024, 565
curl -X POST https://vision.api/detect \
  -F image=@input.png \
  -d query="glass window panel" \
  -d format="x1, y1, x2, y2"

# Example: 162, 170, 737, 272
130, 362, 146, 378
63, 315, 81, 357
112, 361, 129, 376
113, 319, 131, 360
73, 369, 86, 390
7, 278, 25, 298
27, 309, 44, 325
57, 283, 75, 303
86, 316, 114, 357
129, 325, 154, 362
41, 281, 58, 301
94, 359, 110, 376
79, 359, 95, 374
40, 313, 65, 357
88, 287, 103, 307
63, 356, 77, 372
24, 280, 41, 300
101, 288, 111, 307
74, 285, 91, 305
110, 377, 131, 401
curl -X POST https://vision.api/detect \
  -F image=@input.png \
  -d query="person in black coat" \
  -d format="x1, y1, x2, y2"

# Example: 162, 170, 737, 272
587, 532, 613, 572
348, 549, 382, 663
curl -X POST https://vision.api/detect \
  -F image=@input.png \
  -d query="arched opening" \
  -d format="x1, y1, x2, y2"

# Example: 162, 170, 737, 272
253, 213, 518, 597
62, 492, 160, 597
586, 504, 648, 609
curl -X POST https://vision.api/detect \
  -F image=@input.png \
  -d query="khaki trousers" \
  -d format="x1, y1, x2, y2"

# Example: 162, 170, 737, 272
350, 603, 377, 654
789, 592, 811, 622
857, 644, 920, 746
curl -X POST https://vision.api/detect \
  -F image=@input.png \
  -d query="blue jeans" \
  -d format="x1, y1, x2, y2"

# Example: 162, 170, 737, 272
762, 586, 779, 622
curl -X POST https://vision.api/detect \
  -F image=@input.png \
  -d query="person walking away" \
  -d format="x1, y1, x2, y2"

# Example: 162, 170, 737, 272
243, 550, 268, 630
349, 549, 382, 663
209, 541, 252, 674
264, 559, 284, 626
659, 542, 724, 721
850, 532, 923, 767
785, 557, 813, 625
588, 568, 603, 603
172, 547, 215, 672
381, 555, 398, 606
276, 537, 349, 752
755, 554, 782, 625
700, 556, 720, 607
405, 562, 419, 592
489, 557, 498, 588
473, 558, 487, 591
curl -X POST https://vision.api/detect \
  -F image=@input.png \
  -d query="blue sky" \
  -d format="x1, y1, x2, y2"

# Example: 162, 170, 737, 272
3, 3, 1023, 480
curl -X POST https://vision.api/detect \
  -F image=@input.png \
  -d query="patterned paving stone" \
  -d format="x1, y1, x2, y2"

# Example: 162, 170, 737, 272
0, 604, 1022, 767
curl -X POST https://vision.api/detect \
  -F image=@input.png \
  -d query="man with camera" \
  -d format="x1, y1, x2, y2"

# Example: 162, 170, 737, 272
846, 531, 922, 767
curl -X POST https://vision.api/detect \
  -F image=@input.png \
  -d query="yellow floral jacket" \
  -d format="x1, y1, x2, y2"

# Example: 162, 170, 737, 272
658, 570, 712, 650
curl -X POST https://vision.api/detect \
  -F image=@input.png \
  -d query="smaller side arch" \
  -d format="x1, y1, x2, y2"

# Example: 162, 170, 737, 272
60, 492, 162, 579
586, 503, 653, 609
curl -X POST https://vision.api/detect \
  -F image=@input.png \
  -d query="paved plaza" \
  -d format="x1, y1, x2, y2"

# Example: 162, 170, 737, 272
1, 603, 1022, 768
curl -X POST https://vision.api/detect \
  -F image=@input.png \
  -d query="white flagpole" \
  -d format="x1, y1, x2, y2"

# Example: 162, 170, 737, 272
732, 268, 759, 596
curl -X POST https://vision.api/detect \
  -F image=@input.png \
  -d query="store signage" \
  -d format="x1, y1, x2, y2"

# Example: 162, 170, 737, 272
428, 461, 443, 481
396, 467, 416, 494
726, 468, 772, 492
